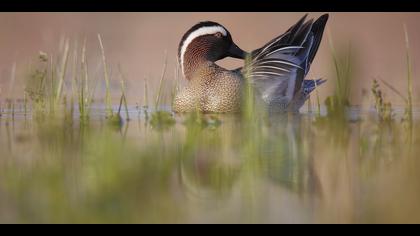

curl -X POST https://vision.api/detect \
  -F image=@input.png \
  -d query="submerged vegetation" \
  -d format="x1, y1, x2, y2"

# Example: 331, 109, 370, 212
371, 79, 394, 123
0, 28, 419, 223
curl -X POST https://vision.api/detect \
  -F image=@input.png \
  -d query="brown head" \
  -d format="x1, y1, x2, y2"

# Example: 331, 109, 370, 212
178, 21, 247, 80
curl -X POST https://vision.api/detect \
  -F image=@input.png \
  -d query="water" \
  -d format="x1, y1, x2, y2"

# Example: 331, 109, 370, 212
0, 106, 420, 223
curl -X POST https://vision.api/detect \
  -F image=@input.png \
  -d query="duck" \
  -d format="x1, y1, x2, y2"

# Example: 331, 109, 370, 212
173, 14, 328, 113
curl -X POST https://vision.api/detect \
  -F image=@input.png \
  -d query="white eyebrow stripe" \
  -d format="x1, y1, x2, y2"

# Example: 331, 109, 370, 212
180, 26, 227, 76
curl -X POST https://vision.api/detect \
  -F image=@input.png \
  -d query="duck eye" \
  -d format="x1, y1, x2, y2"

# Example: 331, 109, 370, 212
214, 32, 223, 38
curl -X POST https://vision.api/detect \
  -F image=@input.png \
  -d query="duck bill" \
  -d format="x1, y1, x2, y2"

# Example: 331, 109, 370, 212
227, 43, 247, 59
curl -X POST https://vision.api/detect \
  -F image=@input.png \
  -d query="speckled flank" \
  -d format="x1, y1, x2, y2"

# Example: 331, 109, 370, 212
173, 63, 243, 113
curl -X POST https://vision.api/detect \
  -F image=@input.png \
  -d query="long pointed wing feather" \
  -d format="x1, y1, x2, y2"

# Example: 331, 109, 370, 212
240, 14, 328, 110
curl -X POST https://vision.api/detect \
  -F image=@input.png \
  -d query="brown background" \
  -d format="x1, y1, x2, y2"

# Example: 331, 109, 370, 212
0, 13, 419, 106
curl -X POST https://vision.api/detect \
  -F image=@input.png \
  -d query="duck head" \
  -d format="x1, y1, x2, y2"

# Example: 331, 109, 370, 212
178, 21, 247, 80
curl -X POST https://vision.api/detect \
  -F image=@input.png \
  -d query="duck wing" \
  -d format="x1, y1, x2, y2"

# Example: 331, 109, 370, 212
241, 14, 329, 108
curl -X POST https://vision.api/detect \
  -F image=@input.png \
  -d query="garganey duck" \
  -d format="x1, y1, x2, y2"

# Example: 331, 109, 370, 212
173, 14, 329, 113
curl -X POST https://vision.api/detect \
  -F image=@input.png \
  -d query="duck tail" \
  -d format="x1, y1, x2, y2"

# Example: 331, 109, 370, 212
303, 78, 326, 97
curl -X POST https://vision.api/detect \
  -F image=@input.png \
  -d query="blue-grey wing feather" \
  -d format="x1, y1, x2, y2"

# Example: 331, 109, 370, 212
237, 14, 329, 111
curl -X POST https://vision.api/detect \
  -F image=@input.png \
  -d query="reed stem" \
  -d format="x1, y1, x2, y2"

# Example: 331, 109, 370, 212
155, 51, 167, 110
98, 34, 113, 117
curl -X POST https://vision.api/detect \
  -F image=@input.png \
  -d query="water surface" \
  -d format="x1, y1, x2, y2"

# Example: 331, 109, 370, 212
0, 106, 419, 223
